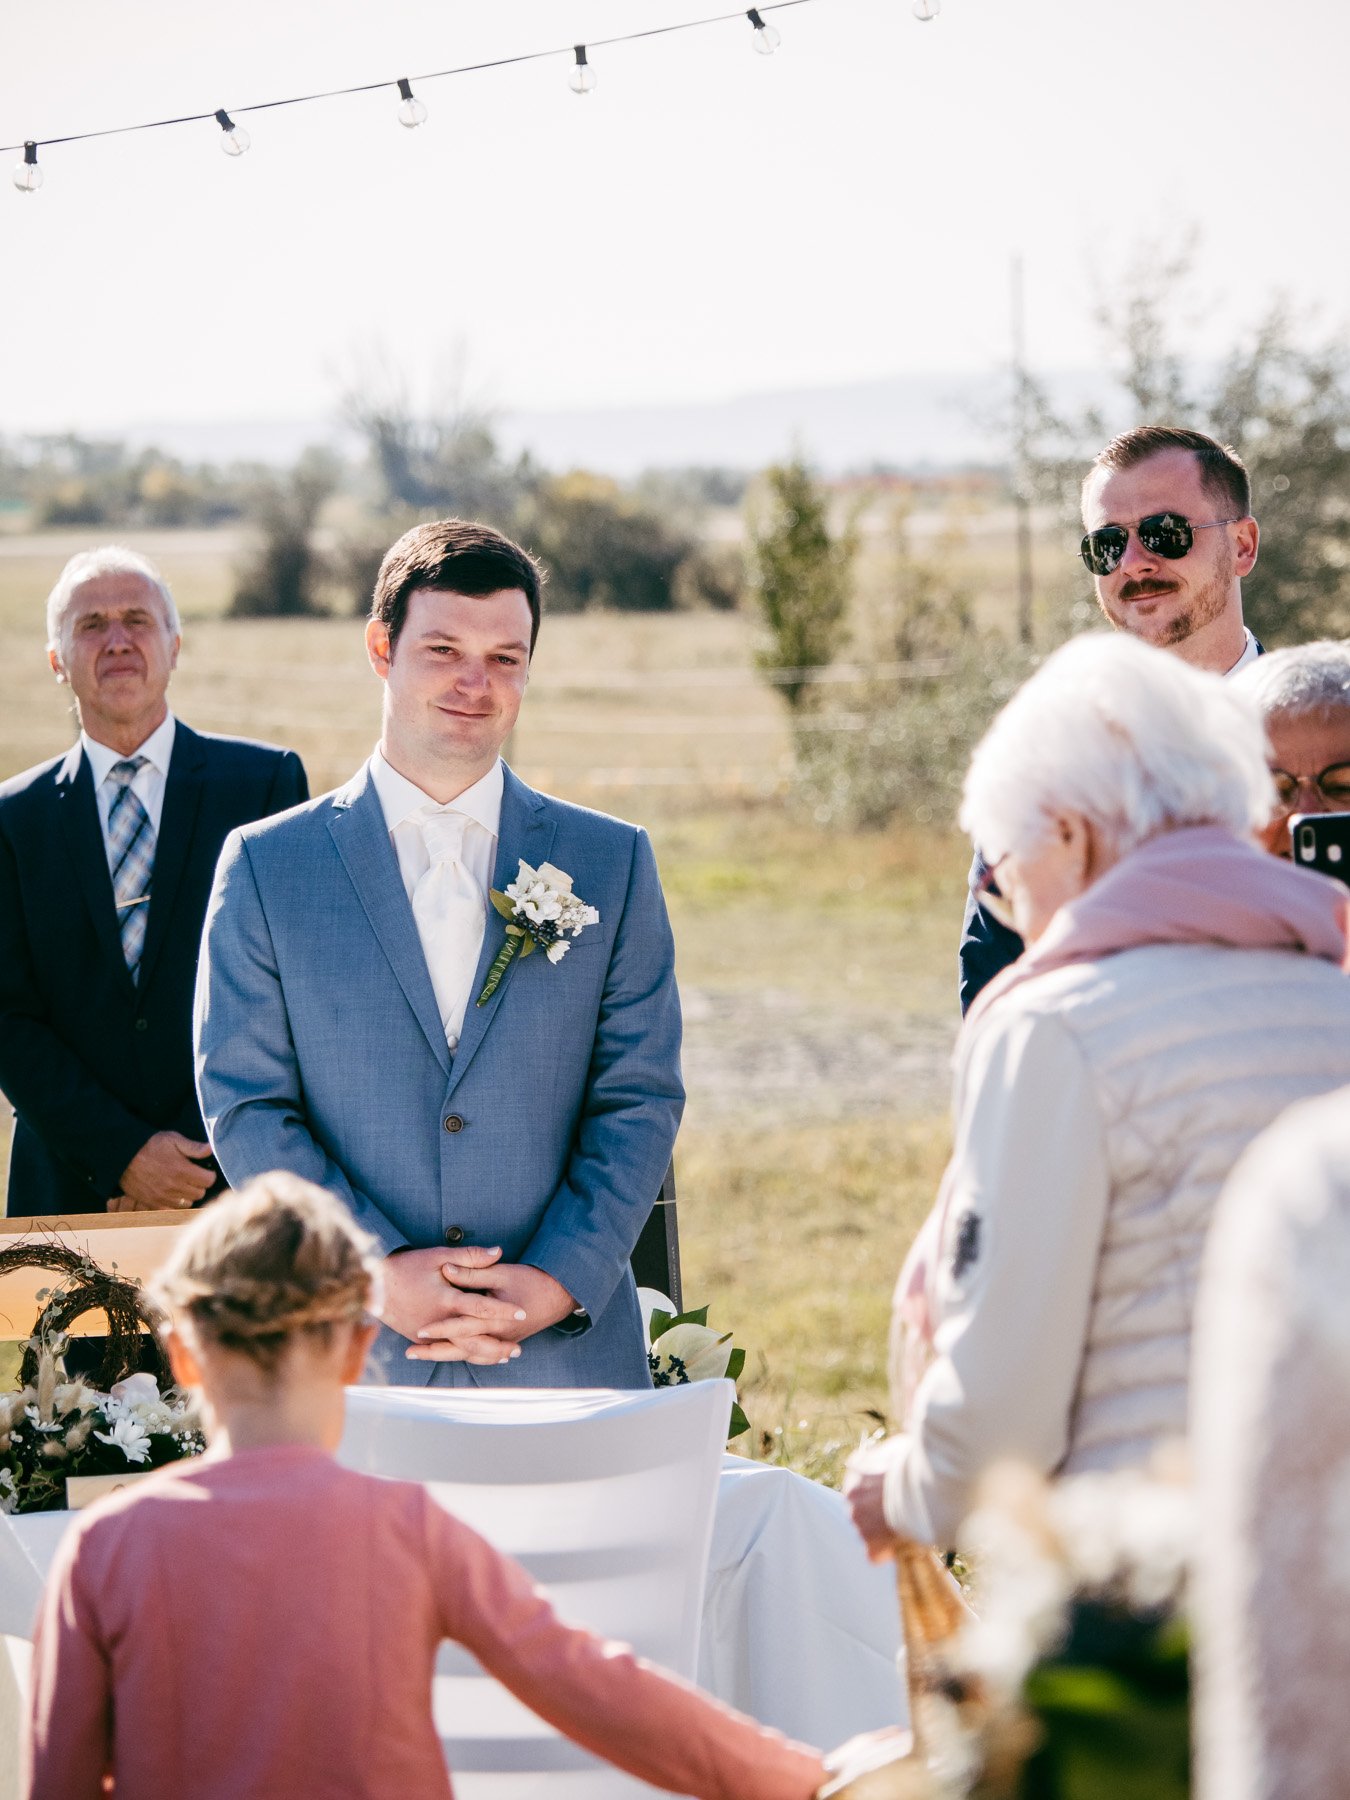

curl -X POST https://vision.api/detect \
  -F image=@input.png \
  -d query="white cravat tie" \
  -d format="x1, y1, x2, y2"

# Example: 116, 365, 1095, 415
411, 808, 487, 1052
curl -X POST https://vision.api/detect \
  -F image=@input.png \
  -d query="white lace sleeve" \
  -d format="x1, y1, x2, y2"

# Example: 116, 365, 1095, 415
1192, 1086, 1350, 1800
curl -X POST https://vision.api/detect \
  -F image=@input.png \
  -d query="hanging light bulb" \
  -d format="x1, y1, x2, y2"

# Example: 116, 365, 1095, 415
396, 78, 427, 129
912, 0, 941, 18
214, 108, 251, 156
12, 141, 42, 193
569, 45, 597, 95
746, 9, 781, 53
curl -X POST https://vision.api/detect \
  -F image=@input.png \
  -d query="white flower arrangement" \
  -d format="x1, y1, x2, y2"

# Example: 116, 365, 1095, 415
640, 1289, 750, 1440
94, 1411, 153, 1465
476, 860, 600, 1004
1, 1336, 204, 1514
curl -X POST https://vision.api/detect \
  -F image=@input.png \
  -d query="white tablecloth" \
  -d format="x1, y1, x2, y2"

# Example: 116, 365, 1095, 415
0, 1454, 904, 1792
700, 1456, 905, 1744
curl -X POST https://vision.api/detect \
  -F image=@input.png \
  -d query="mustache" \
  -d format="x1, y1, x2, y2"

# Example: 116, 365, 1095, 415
1118, 578, 1180, 601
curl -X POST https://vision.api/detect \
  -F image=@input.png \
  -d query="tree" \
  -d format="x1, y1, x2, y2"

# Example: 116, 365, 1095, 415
15, 434, 257, 529
230, 449, 340, 618
747, 459, 855, 711
521, 472, 693, 613
338, 352, 533, 526
882, 493, 976, 661
792, 492, 1023, 831
1207, 311, 1350, 646
793, 636, 1039, 830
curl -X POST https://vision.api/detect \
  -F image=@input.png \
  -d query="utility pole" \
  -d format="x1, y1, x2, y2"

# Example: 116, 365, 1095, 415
1011, 254, 1035, 648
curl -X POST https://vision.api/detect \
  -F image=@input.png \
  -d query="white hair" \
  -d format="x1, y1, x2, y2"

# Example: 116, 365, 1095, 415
960, 633, 1276, 863
45, 546, 180, 650
1230, 640, 1350, 721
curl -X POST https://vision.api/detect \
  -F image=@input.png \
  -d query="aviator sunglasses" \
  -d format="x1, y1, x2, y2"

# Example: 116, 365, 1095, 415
1079, 511, 1242, 578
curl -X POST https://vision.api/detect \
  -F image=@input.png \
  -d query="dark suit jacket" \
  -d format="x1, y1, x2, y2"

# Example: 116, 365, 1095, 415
0, 722, 307, 1216
958, 846, 1026, 1016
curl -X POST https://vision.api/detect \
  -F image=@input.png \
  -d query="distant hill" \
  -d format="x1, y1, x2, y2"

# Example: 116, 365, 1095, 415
119, 367, 1110, 477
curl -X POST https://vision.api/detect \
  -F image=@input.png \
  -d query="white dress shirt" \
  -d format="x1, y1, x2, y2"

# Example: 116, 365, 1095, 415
1226, 628, 1260, 675
369, 750, 504, 1050
82, 712, 177, 846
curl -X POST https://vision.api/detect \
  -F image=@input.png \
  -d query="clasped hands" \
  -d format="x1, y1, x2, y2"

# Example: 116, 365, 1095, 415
108, 1131, 217, 1212
382, 1245, 577, 1366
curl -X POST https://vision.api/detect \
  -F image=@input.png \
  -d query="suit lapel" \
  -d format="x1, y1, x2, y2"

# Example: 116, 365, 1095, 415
137, 721, 207, 995
54, 743, 130, 988
328, 764, 452, 1079
443, 766, 556, 1099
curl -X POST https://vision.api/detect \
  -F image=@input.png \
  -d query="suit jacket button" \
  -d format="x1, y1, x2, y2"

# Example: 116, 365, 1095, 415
444, 1225, 465, 1245
134, 1018, 149, 1032
443, 1114, 464, 1133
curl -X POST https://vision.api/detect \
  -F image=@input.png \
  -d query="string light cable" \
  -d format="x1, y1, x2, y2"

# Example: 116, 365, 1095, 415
5, 0, 940, 190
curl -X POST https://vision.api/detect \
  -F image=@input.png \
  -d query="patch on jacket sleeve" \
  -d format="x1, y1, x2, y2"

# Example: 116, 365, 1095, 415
950, 1208, 982, 1282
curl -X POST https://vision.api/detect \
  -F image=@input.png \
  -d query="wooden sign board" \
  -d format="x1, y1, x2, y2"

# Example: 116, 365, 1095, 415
66, 1470, 160, 1510
0, 1210, 194, 1341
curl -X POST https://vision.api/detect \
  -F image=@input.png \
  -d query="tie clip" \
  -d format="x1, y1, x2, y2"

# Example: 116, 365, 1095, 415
115, 894, 151, 910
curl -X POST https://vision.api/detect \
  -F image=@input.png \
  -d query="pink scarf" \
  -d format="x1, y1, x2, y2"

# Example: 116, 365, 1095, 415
967, 824, 1350, 1027
893, 827, 1350, 1417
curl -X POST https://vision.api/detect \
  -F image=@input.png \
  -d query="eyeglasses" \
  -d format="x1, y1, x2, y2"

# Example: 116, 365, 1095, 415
1079, 512, 1243, 578
1270, 762, 1350, 815
973, 852, 1018, 934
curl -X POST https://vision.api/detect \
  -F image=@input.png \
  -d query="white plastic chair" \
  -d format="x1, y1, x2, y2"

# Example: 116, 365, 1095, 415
338, 1382, 733, 1800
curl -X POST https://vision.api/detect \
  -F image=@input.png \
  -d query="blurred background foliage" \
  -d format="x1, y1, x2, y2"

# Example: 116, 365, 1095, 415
10, 227, 1350, 842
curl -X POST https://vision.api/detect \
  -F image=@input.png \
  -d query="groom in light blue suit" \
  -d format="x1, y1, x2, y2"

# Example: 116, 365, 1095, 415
194, 520, 682, 1387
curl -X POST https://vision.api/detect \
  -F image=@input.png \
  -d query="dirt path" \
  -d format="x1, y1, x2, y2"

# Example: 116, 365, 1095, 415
680, 985, 956, 1125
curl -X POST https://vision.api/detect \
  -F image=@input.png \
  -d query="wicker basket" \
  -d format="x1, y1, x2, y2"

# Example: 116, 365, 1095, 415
817, 1537, 975, 1799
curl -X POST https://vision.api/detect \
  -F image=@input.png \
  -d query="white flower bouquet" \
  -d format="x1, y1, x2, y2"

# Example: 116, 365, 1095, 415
0, 1338, 204, 1514
642, 1291, 750, 1439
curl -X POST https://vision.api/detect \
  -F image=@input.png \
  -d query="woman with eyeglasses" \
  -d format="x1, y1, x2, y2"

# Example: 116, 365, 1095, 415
845, 632, 1350, 1558
1232, 640, 1350, 859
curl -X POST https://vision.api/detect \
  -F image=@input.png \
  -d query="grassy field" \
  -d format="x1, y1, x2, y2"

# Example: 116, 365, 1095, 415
0, 520, 1010, 1477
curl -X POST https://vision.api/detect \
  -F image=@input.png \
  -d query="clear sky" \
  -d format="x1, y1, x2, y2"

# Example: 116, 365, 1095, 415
3, 0, 1347, 435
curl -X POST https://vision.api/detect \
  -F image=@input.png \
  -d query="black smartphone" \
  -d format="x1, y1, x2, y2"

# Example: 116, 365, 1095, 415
1291, 812, 1350, 888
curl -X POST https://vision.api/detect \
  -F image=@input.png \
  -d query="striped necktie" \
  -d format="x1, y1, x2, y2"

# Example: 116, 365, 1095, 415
106, 756, 155, 980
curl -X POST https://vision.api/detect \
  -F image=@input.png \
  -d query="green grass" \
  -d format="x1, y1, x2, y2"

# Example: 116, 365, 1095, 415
680, 1116, 949, 1481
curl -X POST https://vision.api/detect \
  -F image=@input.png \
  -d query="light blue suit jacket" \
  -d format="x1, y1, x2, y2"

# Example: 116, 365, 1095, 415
194, 762, 683, 1387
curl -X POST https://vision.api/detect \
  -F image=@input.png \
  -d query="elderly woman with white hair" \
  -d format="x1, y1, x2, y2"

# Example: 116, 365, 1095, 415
845, 632, 1350, 1556
1231, 638, 1350, 859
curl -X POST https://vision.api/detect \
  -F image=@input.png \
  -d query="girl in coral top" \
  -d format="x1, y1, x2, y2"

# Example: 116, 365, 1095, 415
24, 1173, 897, 1800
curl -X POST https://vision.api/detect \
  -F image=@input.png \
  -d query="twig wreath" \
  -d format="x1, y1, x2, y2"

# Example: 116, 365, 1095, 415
0, 1240, 171, 1391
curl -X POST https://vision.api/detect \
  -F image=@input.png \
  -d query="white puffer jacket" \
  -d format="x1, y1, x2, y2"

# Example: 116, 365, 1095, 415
883, 940, 1350, 1548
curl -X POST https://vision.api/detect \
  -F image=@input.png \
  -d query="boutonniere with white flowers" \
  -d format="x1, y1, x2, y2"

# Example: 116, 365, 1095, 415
476, 860, 601, 1006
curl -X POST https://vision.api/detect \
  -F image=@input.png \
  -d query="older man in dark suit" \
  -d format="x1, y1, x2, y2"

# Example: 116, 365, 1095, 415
0, 546, 307, 1218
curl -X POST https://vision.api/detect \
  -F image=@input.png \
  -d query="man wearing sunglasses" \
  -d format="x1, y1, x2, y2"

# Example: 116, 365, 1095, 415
960, 425, 1262, 1011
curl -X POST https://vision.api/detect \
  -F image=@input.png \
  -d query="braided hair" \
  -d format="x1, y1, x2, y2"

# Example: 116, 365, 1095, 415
149, 1173, 380, 1375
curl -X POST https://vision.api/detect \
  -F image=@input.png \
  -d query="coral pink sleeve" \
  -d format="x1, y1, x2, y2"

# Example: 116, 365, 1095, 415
24, 1527, 113, 1800
422, 1495, 826, 1800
